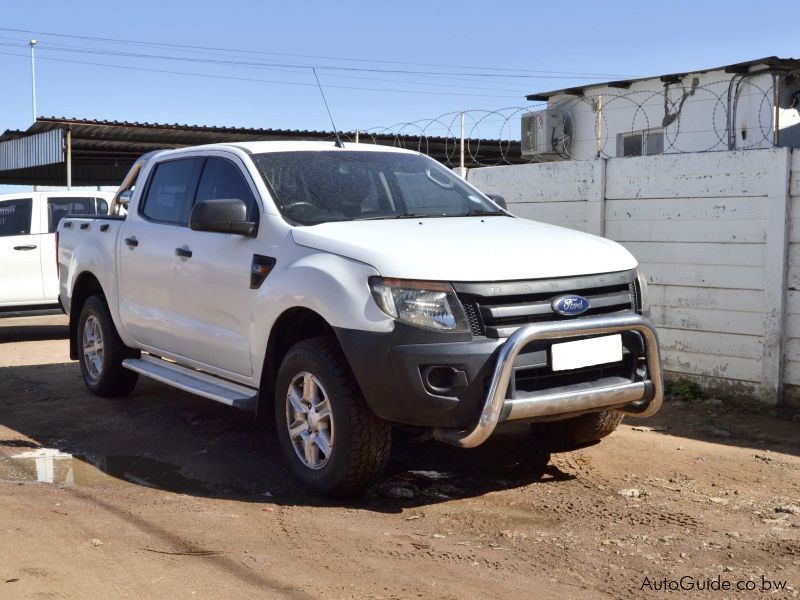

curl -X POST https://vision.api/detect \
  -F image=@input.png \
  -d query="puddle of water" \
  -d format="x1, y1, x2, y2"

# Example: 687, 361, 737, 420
0, 446, 212, 494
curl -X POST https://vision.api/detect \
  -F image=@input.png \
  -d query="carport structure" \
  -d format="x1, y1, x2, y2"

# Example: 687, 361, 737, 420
0, 117, 522, 188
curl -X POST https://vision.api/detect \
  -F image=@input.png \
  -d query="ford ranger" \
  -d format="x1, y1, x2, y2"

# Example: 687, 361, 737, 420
57, 141, 662, 496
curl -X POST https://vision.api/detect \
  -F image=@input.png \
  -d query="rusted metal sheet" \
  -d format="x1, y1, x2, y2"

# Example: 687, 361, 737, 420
0, 128, 64, 171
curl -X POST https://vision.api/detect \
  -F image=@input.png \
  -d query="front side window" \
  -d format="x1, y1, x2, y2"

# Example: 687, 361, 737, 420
141, 158, 203, 224
47, 197, 108, 233
0, 198, 33, 237
252, 151, 503, 226
195, 158, 258, 221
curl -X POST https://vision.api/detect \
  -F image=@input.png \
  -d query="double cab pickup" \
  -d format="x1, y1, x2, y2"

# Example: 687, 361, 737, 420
58, 142, 662, 495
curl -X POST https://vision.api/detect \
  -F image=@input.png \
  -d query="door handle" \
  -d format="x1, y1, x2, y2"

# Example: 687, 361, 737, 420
175, 247, 192, 258
13, 245, 37, 251
124, 237, 139, 247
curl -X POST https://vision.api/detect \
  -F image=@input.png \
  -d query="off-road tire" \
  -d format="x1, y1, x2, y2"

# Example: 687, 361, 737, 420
77, 295, 139, 397
275, 336, 391, 497
533, 410, 624, 449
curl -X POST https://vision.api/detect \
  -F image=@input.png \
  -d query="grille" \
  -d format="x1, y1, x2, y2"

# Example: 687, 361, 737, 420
462, 302, 484, 336
454, 270, 638, 339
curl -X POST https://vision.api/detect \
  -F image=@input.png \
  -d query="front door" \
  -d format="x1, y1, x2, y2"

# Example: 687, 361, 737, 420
170, 156, 261, 377
0, 197, 44, 306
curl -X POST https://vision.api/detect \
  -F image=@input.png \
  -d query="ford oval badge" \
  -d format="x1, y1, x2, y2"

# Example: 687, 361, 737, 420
552, 294, 590, 316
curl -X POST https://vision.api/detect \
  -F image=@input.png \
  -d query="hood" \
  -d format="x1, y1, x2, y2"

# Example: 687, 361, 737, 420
291, 216, 637, 281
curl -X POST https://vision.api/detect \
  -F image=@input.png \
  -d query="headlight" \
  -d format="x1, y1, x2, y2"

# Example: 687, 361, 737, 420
635, 267, 650, 315
369, 277, 469, 332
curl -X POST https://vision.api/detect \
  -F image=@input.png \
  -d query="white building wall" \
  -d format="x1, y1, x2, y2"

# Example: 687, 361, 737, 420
543, 68, 800, 160
468, 149, 798, 404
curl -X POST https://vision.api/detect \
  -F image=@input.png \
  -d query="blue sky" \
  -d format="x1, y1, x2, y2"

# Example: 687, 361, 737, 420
0, 1, 797, 147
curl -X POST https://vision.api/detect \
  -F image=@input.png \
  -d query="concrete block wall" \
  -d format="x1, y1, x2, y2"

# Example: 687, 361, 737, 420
468, 149, 796, 404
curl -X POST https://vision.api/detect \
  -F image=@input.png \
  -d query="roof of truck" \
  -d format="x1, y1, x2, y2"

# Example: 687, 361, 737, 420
143, 140, 421, 163
196, 140, 419, 154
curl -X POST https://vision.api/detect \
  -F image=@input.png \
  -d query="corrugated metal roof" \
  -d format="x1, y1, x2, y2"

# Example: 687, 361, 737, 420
526, 56, 800, 101
0, 117, 522, 186
0, 129, 63, 171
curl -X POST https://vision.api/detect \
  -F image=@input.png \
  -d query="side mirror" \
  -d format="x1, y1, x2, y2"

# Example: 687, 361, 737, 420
486, 193, 507, 210
118, 190, 134, 206
190, 198, 256, 236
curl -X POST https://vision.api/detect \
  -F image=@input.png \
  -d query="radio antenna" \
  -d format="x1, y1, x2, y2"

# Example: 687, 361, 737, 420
312, 67, 344, 148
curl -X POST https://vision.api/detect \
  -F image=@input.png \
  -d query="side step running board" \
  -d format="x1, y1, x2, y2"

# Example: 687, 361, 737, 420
122, 354, 258, 412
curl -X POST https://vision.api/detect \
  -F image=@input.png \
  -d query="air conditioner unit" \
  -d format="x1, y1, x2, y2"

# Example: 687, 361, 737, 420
521, 109, 564, 158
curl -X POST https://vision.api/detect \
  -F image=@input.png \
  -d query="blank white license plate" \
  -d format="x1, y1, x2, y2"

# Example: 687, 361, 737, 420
551, 334, 623, 372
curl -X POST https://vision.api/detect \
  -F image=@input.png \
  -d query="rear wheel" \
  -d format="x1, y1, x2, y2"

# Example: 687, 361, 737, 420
275, 337, 391, 497
533, 410, 624, 449
77, 295, 139, 397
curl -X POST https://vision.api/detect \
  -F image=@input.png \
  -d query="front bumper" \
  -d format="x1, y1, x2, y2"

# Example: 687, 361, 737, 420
432, 313, 662, 448
335, 313, 662, 447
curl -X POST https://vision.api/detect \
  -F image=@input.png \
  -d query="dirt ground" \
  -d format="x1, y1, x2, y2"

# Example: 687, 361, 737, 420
0, 314, 798, 599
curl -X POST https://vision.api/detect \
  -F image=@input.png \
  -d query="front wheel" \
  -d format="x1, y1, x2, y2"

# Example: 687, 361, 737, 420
77, 295, 139, 397
274, 337, 391, 497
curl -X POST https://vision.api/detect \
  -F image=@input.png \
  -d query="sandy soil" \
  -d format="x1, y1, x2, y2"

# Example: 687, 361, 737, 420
0, 314, 798, 599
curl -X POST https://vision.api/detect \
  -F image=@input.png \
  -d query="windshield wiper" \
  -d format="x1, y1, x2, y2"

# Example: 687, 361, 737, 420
356, 212, 442, 221
456, 209, 505, 217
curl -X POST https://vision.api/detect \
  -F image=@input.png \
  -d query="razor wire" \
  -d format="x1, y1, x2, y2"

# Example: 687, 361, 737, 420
359, 106, 544, 167
355, 76, 782, 166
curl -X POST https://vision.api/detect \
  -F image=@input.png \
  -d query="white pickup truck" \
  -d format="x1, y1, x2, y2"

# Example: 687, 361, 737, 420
0, 191, 112, 313
58, 141, 662, 496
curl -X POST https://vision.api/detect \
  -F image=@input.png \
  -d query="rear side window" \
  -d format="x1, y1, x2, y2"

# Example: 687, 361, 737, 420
0, 198, 33, 237
141, 159, 203, 224
195, 158, 258, 220
47, 197, 108, 233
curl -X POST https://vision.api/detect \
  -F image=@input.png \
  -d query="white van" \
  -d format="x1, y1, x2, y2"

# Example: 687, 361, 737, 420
0, 191, 114, 312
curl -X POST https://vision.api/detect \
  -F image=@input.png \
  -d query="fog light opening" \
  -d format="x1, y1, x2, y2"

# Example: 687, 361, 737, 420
422, 366, 468, 396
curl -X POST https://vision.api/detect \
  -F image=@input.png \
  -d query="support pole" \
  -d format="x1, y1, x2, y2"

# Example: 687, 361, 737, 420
596, 95, 603, 157
460, 112, 465, 173
29, 39, 37, 123
774, 75, 781, 147
762, 147, 791, 404
587, 158, 606, 237
66, 127, 72, 190
355, 129, 359, 143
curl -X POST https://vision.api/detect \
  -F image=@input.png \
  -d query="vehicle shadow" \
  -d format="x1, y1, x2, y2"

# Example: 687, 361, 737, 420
0, 361, 565, 513
0, 322, 69, 343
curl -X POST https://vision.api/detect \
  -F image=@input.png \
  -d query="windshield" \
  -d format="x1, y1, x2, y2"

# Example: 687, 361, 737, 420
252, 150, 504, 225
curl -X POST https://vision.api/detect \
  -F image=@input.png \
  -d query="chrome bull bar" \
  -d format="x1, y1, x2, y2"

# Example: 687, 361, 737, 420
432, 313, 662, 448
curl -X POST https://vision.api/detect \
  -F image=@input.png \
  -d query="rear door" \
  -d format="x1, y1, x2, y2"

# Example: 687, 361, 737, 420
170, 155, 262, 377
40, 196, 110, 302
118, 158, 204, 351
0, 197, 44, 306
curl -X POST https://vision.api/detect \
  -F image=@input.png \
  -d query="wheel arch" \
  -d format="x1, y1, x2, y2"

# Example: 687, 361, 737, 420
257, 307, 343, 420
69, 271, 106, 360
